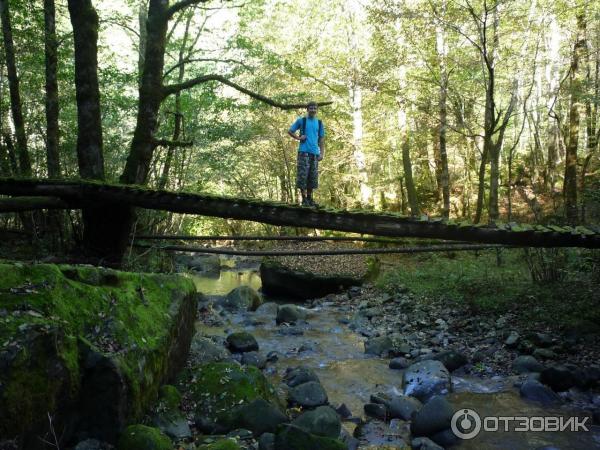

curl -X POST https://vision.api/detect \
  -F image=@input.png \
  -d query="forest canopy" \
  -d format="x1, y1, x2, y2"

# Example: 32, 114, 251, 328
0, 0, 599, 241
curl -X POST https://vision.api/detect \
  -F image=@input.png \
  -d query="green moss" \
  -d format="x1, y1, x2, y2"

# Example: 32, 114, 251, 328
197, 439, 241, 450
158, 385, 182, 410
0, 262, 196, 441
180, 362, 282, 424
117, 424, 171, 450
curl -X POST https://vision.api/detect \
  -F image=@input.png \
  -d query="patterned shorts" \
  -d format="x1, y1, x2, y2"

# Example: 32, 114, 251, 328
296, 152, 319, 190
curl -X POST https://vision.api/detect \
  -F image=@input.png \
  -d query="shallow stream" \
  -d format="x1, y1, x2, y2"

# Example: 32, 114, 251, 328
189, 256, 600, 449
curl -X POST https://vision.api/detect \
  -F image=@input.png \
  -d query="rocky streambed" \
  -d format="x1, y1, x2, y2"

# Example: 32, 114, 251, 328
2, 255, 600, 450
178, 255, 600, 450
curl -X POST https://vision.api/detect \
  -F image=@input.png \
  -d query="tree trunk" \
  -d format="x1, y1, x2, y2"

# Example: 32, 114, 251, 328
580, 25, 598, 222
2, 132, 18, 174
564, 13, 586, 224
0, 139, 10, 175
158, 11, 192, 190
396, 98, 419, 216
402, 138, 420, 217
138, 0, 148, 87
121, 0, 169, 185
0, 0, 31, 176
474, 145, 488, 223
67, 0, 104, 180
350, 83, 372, 206
435, 3, 450, 218
44, 0, 60, 178
68, 0, 132, 262
343, 2, 371, 207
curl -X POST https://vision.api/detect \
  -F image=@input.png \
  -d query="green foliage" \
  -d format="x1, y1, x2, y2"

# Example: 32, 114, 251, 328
377, 249, 600, 328
523, 248, 568, 283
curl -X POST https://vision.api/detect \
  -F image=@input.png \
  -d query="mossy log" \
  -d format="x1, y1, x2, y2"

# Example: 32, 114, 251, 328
0, 178, 599, 248
0, 262, 197, 449
0, 196, 72, 212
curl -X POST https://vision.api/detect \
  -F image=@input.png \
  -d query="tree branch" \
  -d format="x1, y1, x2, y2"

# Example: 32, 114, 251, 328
163, 74, 333, 110
153, 138, 193, 148
166, 0, 209, 20
163, 57, 253, 78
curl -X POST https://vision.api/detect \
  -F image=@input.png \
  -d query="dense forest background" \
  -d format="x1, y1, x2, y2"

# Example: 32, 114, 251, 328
0, 0, 599, 238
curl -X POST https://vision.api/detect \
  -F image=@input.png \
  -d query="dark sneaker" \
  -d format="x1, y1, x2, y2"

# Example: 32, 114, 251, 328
301, 198, 311, 207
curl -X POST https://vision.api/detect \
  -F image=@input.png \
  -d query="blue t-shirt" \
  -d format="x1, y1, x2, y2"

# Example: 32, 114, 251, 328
289, 116, 325, 155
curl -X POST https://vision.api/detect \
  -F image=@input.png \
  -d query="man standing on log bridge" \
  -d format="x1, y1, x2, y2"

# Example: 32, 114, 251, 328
288, 102, 326, 207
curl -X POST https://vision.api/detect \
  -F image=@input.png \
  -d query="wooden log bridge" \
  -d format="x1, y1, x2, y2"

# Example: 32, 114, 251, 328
1, 178, 599, 248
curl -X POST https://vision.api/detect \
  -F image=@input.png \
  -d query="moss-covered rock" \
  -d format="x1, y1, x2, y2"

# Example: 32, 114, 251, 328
180, 361, 283, 429
152, 385, 191, 439
117, 424, 171, 450
158, 385, 182, 410
197, 438, 242, 450
274, 424, 346, 450
229, 398, 288, 435
0, 263, 197, 449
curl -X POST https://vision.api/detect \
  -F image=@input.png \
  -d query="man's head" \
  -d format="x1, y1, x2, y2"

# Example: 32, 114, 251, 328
307, 101, 318, 117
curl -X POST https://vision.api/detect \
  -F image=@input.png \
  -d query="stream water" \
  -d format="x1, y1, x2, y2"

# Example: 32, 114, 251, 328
188, 256, 600, 449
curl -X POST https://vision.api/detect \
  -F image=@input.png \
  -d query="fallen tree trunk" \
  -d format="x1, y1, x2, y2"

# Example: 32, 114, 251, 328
133, 242, 508, 256
0, 196, 73, 212
0, 178, 599, 248
134, 234, 468, 245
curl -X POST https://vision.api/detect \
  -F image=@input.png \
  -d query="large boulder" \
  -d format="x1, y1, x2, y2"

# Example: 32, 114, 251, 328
274, 424, 346, 450
519, 379, 561, 405
411, 396, 454, 437
181, 361, 283, 430
0, 263, 197, 449
241, 351, 267, 369
117, 425, 171, 450
364, 336, 394, 357
540, 365, 577, 391
288, 381, 328, 408
388, 394, 423, 420
276, 304, 308, 324
188, 254, 221, 276
226, 331, 259, 353
197, 439, 242, 450
151, 385, 191, 440
229, 398, 288, 435
403, 360, 451, 402
431, 350, 468, 372
513, 355, 545, 374
221, 286, 263, 311
260, 260, 362, 300
189, 334, 231, 364
255, 302, 280, 316
283, 366, 321, 387
292, 406, 341, 438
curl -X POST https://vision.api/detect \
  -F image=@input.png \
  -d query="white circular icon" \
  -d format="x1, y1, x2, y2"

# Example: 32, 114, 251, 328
451, 408, 482, 440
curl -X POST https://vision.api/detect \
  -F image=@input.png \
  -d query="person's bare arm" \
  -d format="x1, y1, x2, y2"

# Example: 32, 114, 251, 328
317, 137, 325, 161
288, 130, 306, 142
